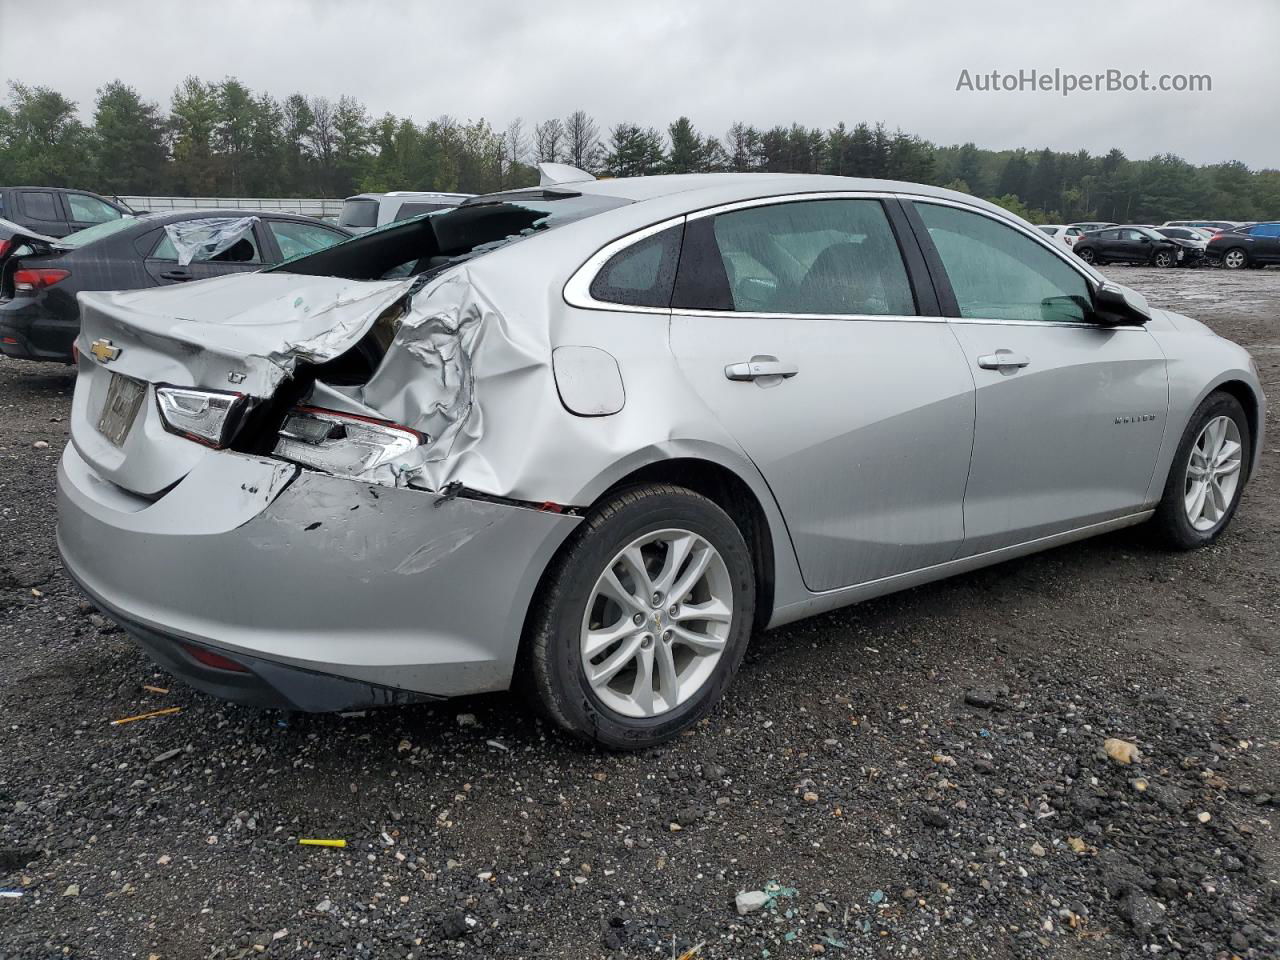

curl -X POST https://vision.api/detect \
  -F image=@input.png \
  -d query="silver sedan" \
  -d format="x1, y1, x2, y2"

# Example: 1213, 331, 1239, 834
58, 169, 1265, 748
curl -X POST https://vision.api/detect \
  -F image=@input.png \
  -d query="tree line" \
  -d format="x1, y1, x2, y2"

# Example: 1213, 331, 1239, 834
1, 77, 1277, 224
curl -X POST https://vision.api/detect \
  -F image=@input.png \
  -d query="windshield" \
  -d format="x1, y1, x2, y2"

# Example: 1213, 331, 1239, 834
275, 191, 631, 281
58, 215, 139, 248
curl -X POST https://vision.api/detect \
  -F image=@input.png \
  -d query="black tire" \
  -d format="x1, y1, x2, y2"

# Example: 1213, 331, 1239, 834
1221, 247, 1249, 270
1151, 392, 1251, 550
1077, 247, 1097, 264
521, 484, 755, 749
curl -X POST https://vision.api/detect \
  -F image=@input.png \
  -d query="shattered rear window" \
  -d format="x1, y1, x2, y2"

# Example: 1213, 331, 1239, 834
55, 215, 139, 248
273, 191, 631, 282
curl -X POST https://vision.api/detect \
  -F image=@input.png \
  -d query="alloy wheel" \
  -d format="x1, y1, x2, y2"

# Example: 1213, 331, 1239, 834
579, 528, 733, 718
1184, 415, 1243, 532
1154, 251, 1173, 268
1223, 249, 1247, 269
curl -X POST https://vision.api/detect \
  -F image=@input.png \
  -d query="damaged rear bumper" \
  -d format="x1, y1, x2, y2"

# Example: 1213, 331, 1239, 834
56, 444, 580, 707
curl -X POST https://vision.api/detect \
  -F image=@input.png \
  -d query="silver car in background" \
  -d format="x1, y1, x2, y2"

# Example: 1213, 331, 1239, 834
57, 169, 1265, 748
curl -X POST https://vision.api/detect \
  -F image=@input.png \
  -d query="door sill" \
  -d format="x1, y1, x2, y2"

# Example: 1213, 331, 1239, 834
769, 510, 1154, 628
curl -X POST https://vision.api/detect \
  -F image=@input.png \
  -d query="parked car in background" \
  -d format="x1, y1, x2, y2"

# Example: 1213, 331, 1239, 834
1207, 222, 1280, 269
54, 170, 1264, 748
1037, 224, 1084, 251
1162, 220, 1243, 233
0, 211, 350, 362
1069, 221, 1117, 233
1073, 225, 1184, 267
338, 191, 472, 234
0, 186, 133, 238
1155, 226, 1211, 264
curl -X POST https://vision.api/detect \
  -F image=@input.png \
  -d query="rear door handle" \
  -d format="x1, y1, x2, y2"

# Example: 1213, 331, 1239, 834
724, 358, 799, 381
977, 352, 1031, 370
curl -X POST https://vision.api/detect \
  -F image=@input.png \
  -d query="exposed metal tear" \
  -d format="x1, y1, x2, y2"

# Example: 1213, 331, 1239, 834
315, 267, 546, 494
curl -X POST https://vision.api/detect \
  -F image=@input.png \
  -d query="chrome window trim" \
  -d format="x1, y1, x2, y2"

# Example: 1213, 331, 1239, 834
674, 308, 945, 325
948, 316, 1145, 331
562, 189, 1111, 324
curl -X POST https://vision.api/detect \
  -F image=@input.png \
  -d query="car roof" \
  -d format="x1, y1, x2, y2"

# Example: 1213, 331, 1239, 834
3, 185, 109, 193
131, 209, 338, 225
482, 172, 1035, 225
346, 192, 471, 201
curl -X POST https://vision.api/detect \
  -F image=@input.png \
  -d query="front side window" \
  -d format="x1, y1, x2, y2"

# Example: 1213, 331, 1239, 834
589, 224, 683, 308
268, 220, 346, 261
915, 202, 1092, 324
674, 198, 915, 316
68, 193, 122, 224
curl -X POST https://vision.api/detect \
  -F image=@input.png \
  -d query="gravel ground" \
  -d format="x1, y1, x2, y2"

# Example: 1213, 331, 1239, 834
1, 266, 1278, 960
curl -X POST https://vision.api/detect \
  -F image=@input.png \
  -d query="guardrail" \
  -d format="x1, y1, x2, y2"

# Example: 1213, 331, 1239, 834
118, 196, 345, 218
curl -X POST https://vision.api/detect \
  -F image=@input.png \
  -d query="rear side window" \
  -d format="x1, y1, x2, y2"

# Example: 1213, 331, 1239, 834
673, 198, 916, 316
393, 202, 452, 222
915, 202, 1091, 324
589, 224, 683, 308
150, 228, 262, 263
1250, 223, 1280, 237
338, 199, 379, 229
67, 193, 122, 224
20, 191, 60, 221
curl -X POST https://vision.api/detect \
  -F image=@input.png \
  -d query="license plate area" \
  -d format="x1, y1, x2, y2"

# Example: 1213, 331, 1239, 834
96, 373, 147, 447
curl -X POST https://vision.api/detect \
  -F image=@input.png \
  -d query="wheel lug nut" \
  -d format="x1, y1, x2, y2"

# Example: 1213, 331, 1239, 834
651, 592, 663, 606
633, 613, 644, 625
668, 604, 679, 616
640, 635, 653, 648
662, 630, 673, 642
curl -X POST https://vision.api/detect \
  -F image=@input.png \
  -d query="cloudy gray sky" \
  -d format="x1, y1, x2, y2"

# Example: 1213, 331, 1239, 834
1, 0, 1275, 167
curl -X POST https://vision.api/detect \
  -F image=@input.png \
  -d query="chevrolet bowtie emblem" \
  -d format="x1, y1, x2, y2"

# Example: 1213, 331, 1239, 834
89, 339, 121, 363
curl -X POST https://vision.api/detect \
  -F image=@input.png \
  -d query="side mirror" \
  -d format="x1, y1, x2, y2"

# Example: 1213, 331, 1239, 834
1138, 236, 1151, 243
1092, 282, 1151, 326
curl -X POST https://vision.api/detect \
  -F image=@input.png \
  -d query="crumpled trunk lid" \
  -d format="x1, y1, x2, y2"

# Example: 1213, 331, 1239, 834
72, 273, 412, 496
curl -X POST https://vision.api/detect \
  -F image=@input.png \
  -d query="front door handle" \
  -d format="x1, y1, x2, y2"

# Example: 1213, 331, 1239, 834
977, 352, 1031, 370
159, 269, 192, 281
724, 358, 799, 381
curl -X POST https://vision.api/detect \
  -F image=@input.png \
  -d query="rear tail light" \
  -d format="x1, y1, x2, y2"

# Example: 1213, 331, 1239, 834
272, 407, 422, 485
0, 239, 10, 260
155, 385, 245, 448
13, 268, 69, 293
181, 643, 249, 673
